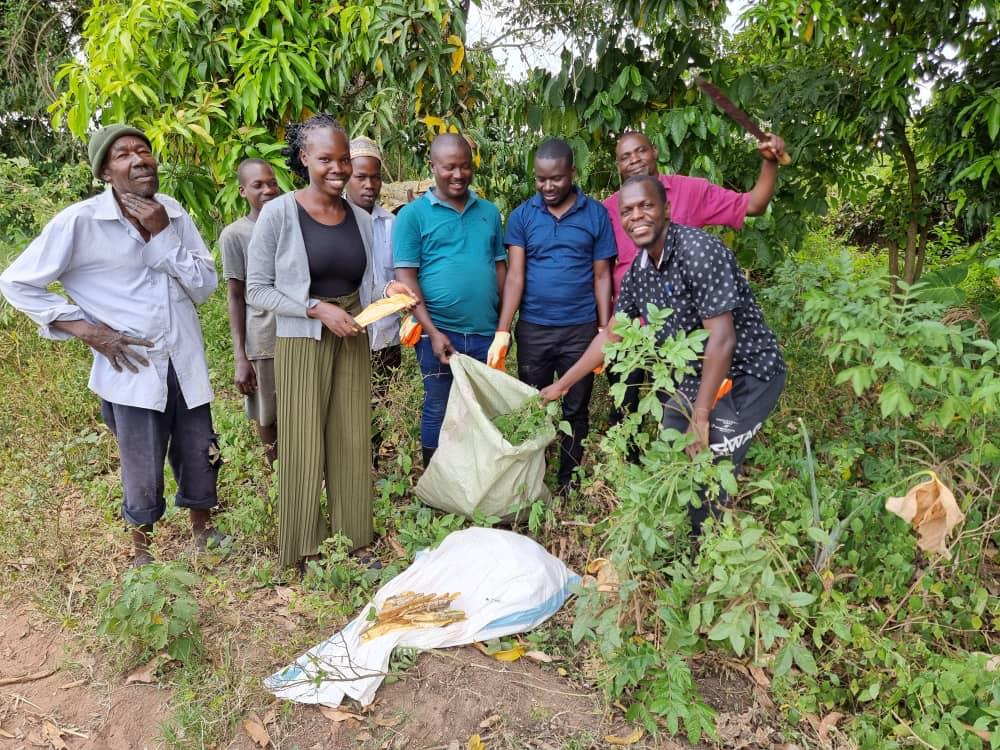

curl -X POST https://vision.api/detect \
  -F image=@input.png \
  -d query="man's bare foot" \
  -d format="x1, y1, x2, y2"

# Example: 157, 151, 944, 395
130, 525, 153, 568
129, 551, 154, 568
189, 509, 231, 552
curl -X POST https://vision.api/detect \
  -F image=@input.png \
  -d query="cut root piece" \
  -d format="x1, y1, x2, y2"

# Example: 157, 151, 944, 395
353, 294, 416, 328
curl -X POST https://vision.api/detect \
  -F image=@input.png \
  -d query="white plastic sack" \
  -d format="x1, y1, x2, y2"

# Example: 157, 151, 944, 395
265, 528, 579, 708
415, 353, 555, 519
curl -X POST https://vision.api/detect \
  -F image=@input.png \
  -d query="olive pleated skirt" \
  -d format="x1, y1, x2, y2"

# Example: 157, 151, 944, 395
274, 291, 373, 568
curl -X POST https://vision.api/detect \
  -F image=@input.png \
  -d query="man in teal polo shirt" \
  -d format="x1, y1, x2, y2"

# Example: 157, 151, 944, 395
494, 138, 616, 489
393, 133, 507, 467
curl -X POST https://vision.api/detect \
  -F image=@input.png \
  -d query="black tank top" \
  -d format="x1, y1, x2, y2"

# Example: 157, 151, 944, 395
297, 202, 367, 297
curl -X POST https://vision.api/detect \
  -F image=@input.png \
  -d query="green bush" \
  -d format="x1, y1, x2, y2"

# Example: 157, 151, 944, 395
97, 562, 202, 664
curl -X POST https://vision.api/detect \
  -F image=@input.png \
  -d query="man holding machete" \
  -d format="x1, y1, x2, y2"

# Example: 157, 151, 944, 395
603, 112, 786, 427
540, 175, 786, 537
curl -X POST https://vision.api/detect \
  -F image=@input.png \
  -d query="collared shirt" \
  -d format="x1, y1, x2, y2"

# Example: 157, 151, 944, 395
368, 204, 400, 350
220, 215, 276, 360
393, 188, 506, 336
615, 223, 784, 400
603, 173, 750, 298
0, 187, 217, 411
504, 187, 617, 327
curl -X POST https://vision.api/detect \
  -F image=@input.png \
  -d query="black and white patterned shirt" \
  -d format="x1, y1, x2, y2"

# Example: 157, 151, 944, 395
615, 223, 785, 400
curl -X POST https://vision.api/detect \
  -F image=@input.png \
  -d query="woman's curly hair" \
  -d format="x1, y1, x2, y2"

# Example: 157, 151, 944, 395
282, 113, 347, 182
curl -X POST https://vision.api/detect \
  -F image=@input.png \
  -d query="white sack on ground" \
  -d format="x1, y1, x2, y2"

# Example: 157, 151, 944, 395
264, 528, 579, 707
416, 353, 555, 519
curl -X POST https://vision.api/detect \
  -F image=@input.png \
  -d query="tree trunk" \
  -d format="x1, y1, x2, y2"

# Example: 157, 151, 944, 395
893, 120, 925, 285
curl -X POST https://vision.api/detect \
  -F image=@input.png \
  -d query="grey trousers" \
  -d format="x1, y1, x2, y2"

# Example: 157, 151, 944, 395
101, 361, 220, 526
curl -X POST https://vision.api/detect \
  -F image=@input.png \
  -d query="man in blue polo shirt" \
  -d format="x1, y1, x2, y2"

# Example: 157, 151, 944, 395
394, 133, 508, 468
493, 138, 616, 489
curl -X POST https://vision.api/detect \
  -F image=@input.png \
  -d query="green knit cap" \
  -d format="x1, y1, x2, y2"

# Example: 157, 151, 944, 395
88, 125, 150, 180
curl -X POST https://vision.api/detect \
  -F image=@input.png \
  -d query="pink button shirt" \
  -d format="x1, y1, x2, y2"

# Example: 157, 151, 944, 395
603, 173, 750, 297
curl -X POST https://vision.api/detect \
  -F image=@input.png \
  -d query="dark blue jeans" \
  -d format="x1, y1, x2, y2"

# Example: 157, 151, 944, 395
101, 362, 220, 526
415, 330, 492, 449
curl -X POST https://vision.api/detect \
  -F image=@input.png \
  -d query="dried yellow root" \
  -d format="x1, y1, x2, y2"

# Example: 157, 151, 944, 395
360, 592, 465, 642
353, 294, 416, 328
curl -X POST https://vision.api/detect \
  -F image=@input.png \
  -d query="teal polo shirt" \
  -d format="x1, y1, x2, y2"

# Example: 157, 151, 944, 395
393, 188, 507, 335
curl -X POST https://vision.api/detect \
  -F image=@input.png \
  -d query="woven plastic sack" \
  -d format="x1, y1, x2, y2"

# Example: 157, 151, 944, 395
264, 527, 579, 707
415, 353, 555, 519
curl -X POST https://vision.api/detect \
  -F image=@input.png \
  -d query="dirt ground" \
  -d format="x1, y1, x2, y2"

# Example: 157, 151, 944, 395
0, 605, 170, 750
0, 600, 787, 750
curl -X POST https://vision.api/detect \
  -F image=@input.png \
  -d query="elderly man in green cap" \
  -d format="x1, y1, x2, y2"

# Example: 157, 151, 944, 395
0, 124, 225, 567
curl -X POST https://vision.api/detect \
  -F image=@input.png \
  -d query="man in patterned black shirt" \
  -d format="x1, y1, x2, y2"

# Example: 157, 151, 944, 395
540, 175, 786, 534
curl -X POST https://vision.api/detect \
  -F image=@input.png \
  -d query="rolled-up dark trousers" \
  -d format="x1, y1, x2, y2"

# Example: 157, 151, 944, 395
515, 319, 598, 487
661, 371, 786, 536
100, 361, 220, 527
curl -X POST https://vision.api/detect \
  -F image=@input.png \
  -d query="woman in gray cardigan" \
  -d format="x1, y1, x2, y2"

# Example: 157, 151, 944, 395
246, 114, 413, 570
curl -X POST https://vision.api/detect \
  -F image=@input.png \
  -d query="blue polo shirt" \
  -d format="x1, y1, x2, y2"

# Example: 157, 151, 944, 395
504, 187, 617, 326
393, 188, 506, 336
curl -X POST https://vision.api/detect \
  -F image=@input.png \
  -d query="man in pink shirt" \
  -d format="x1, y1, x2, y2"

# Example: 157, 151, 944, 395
604, 131, 787, 299
602, 130, 786, 430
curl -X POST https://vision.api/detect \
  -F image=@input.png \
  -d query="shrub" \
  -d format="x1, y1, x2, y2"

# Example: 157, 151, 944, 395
97, 562, 202, 664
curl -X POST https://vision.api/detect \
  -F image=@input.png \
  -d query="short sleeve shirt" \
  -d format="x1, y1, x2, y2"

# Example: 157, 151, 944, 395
504, 187, 617, 326
615, 224, 784, 401
220, 216, 276, 359
393, 188, 506, 336
604, 173, 751, 298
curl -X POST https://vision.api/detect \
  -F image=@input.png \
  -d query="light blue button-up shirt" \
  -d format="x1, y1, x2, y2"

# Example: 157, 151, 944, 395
369, 204, 400, 351
0, 187, 217, 411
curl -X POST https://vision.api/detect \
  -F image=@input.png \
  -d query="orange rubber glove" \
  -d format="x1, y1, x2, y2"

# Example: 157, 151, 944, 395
487, 331, 511, 370
399, 314, 423, 347
712, 378, 733, 408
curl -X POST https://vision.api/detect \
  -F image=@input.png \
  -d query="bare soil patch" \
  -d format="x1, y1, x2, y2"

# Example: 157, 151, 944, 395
0, 603, 171, 750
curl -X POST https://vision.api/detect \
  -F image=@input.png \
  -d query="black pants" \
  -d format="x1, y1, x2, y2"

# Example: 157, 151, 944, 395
607, 366, 647, 426
661, 371, 786, 535
515, 319, 597, 486
100, 362, 220, 527
371, 344, 402, 465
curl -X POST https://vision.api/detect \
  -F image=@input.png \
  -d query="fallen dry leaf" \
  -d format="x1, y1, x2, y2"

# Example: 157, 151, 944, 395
387, 536, 408, 559
605, 727, 643, 745
374, 715, 401, 728
749, 665, 771, 688
356, 731, 373, 742
43, 721, 68, 750
467, 734, 485, 750
319, 706, 363, 722
493, 644, 526, 662
960, 722, 992, 741
584, 557, 621, 593
243, 713, 272, 748
125, 654, 164, 685
261, 707, 278, 726
524, 650, 554, 663
817, 711, 844, 741
885, 473, 964, 557
479, 714, 501, 729
986, 654, 1000, 672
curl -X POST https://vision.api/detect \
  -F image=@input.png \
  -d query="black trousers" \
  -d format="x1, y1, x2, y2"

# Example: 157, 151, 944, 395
371, 344, 402, 466
100, 362, 220, 527
607, 366, 647, 426
515, 319, 597, 486
661, 371, 786, 535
